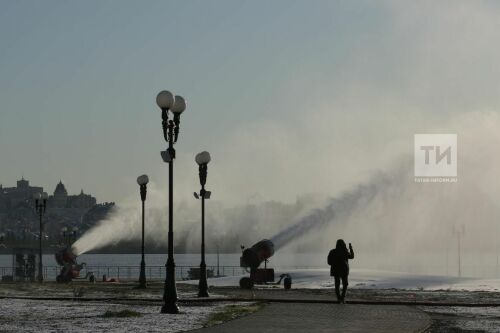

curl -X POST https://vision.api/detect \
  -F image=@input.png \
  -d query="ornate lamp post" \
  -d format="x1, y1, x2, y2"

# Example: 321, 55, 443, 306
61, 226, 78, 246
34, 192, 48, 282
71, 226, 79, 243
137, 174, 149, 289
61, 227, 68, 246
156, 90, 187, 313
194, 151, 212, 297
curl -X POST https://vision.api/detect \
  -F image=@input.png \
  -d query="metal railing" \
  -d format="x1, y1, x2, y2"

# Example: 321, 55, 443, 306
0, 265, 246, 282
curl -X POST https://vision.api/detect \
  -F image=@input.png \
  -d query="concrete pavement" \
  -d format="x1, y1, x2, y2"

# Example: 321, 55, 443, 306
192, 303, 431, 333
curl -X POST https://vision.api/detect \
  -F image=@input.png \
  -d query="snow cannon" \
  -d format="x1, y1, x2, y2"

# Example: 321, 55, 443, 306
55, 247, 94, 283
239, 239, 291, 290
55, 247, 77, 267
240, 239, 275, 269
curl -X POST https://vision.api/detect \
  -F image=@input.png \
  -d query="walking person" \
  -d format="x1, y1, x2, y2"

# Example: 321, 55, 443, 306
328, 239, 354, 303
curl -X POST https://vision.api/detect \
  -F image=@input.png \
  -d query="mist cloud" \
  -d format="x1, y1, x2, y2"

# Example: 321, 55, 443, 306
72, 2, 500, 277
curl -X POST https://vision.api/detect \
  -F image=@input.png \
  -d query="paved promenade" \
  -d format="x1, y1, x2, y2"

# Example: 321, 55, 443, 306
193, 303, 431, 333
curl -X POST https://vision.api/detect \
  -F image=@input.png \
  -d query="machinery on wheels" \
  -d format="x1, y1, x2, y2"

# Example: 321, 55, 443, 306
55, 247, 94, 283
239, 239, 291, 290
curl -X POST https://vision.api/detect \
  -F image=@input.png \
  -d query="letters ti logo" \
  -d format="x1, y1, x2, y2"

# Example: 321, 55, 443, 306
414, 134, 457, 178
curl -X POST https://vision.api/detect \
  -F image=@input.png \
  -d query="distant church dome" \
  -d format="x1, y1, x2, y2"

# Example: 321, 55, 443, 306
17, 177, 29, 189
54, 181, 68, 197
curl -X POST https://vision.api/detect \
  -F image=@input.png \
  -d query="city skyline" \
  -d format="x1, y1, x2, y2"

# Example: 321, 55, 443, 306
1, 176, 97, 199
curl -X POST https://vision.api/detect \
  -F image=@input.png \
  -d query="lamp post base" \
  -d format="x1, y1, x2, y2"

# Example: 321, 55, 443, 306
198, 289, 209, 297
38, 264, 43, 283
161, 258, 179, 313
198, 262, 209, 297
138, 260, 147, 289
161, 303, 180, 314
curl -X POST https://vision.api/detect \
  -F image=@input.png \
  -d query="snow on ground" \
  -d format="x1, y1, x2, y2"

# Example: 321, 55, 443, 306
197, 268, 500, 291
0, 298, 248, 333
420, 306, 500, 333
2, 269, 500, 332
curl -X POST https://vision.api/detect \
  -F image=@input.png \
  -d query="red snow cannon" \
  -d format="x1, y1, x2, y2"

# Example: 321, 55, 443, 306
55, 247, 93, 283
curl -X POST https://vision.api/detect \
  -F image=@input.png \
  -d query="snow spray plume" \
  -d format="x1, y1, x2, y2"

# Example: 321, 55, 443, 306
270, 171, 394, 250
71, 184, 170, 255
72, 112, 500, 278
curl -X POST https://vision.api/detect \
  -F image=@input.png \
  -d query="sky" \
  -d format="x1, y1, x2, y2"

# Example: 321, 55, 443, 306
1, 0, 500, 206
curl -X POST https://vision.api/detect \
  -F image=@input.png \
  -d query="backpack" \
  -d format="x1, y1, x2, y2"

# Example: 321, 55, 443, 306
327, 249, 335, 266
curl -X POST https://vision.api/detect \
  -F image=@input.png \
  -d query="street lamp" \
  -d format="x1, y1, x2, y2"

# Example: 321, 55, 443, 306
34, 192, 48, 282
453, 224, 465, 277
71, 226, 79, 243
216, 244, 220, 277
194, 151, 212, 297
157, 90, 187, 314
137, 174, 149, 289
61, 227, 68, 246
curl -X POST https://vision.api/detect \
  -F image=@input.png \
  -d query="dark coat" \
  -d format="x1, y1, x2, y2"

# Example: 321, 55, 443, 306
328, 247, 354, 277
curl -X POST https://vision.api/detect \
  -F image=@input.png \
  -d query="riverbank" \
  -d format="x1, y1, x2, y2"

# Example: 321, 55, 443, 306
1, 280, 500, 332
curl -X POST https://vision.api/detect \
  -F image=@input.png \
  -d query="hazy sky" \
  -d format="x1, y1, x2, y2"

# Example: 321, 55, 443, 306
1, 1, 500, 205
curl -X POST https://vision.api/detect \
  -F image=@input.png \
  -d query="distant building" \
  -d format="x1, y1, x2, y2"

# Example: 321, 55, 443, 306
51, 181, 68, 208
49, 181, 96, 209
0, 178, 97, 212
0, 177, 113, 244
0, 178, 43, 211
